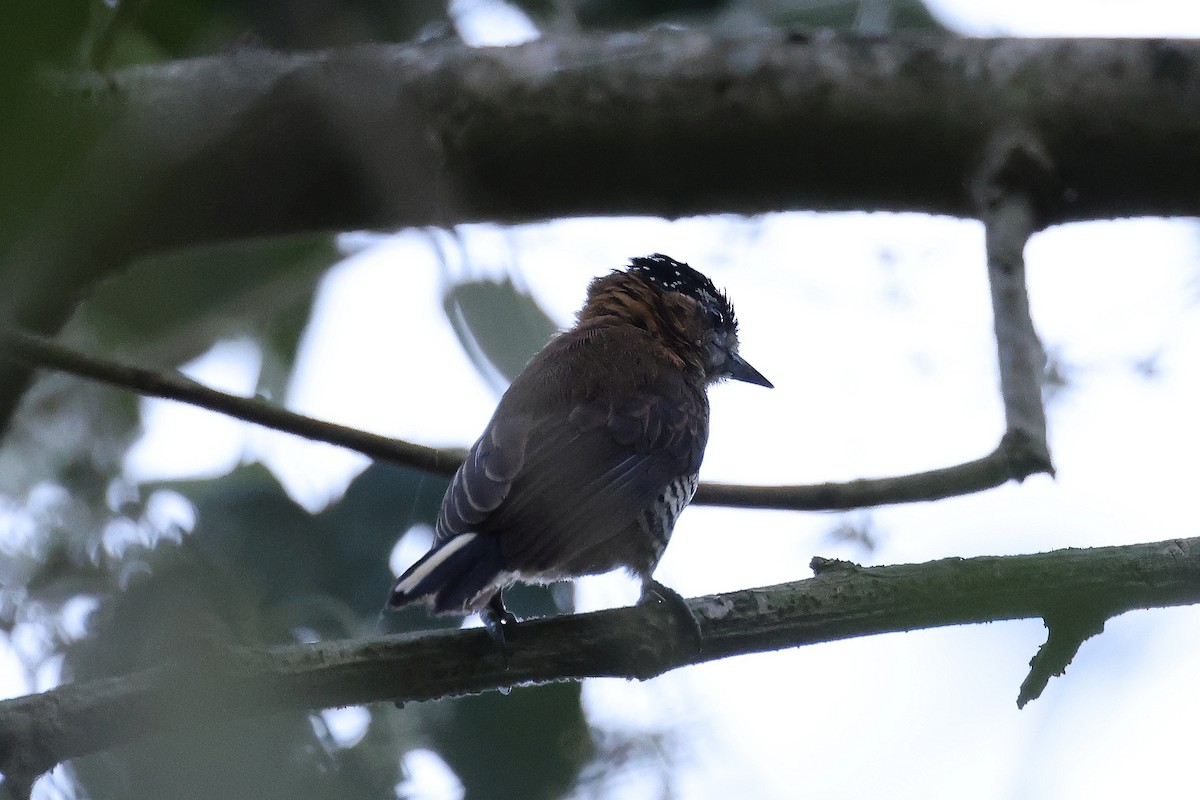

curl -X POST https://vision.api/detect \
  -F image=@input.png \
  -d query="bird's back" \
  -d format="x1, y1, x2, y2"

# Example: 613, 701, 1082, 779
436, 319, 710, 584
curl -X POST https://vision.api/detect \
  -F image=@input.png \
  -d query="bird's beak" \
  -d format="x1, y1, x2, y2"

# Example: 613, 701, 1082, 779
727, 353, 773, 388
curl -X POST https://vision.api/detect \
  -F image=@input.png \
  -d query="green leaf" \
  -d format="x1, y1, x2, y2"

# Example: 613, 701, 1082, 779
443, 277, 560, 386
75, 233, 337, 369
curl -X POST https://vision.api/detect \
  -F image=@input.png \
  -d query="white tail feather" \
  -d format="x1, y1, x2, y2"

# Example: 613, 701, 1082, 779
393, 533, 478, 595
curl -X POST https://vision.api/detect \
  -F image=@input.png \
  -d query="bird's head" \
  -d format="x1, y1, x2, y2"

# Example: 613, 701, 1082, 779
581, 254, 773, 388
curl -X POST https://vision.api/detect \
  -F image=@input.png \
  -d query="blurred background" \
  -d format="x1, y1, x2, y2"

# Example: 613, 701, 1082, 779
2, 2, 1200, 799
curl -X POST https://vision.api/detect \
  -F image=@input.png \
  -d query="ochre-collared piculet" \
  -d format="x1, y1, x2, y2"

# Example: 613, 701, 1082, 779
386, 254, 772, 639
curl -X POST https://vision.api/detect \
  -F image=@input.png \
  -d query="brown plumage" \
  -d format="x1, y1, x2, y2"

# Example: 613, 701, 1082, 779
386, 254, 771, 636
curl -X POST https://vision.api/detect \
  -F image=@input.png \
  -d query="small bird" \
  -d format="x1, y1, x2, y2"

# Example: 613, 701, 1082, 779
386, 254, 771, 639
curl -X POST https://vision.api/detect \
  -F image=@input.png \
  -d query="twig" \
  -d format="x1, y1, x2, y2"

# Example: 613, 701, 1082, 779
89, 0, 150, 71
973, 124, 1058, 479
0, 328, 462, 476
694, 430, 1040, 508
4, 329, 1048, 510
1017, 610, 1108, 709
1, 536, 1196, 779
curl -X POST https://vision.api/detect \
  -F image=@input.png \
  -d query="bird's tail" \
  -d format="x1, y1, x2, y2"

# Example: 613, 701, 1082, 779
387, 533, 506, 614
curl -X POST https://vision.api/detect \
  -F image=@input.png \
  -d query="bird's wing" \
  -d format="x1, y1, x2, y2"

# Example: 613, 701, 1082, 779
436, 334, 708, 577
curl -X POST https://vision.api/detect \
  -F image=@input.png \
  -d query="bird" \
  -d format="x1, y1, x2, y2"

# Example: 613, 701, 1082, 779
385, 254, 771, 641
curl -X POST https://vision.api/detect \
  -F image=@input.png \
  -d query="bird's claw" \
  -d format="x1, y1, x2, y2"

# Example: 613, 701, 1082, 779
640, 578, 703, 655
481, 592, 518, 652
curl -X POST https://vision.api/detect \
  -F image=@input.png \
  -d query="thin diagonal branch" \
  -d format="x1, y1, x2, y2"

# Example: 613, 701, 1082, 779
0, 327, 463, 476
1, 536, 1196, 779
2, 329, 1049, 510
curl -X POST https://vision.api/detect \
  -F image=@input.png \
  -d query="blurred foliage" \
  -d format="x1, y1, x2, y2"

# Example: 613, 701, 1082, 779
68, 462, 445, 800
1, 229, 342, 616
162, 462, 446, 621
824, 512, 879, 555
84, 0, 449, 67
0, 91, 99, 266
0, 378, 140, 610
0, 207, 587, 798
426, 683, 591, 800
0, 0, 89, 74
444, 277, 560, 387
63, 457, 589, 799
75, 235, 335, 368
66, 233, 334, 420
768, 0, 944, 34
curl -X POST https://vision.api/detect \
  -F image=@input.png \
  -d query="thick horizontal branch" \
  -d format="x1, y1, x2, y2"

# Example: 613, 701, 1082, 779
5, 33, 1200, 431
2, 536, 1196, 779
51, 34, 1200, 227
0, 328, 1045, 510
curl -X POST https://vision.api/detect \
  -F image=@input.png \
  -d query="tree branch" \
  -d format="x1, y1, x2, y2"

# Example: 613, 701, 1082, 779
51, 35, 1200, 226
5, 35, 1200, 433
1, 536, 1196, 779
1017, 610, 1107, 709
0, 327, 463, 476
973, 125, 1057, 479
0, 328, 1047, 509
693, 429, 1043, 508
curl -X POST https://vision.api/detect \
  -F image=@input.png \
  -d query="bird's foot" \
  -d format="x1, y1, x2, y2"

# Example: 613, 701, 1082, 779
480, 592, 518, 652
639, 578, 702, 655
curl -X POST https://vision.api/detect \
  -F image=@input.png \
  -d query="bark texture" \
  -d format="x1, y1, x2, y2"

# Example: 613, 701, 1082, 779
2, 536, 1196, 779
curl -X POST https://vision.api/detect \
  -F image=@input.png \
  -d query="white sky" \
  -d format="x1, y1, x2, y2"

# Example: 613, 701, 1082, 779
13, 2, 1200, 799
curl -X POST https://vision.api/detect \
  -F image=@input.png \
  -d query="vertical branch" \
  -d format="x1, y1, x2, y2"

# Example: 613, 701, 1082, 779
974, 125, 1058, 479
